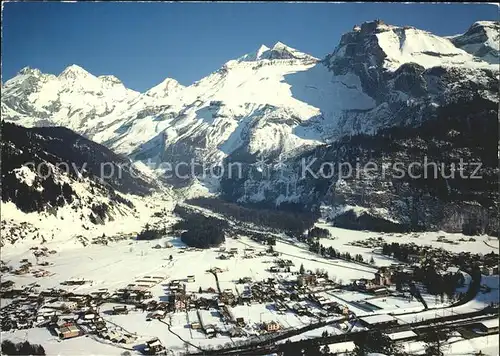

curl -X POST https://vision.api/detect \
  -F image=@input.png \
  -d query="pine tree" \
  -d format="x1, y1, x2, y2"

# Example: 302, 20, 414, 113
299, 263, 305, 274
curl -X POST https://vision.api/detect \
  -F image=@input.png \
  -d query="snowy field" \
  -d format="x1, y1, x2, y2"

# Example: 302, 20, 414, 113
315, 222, 499, 267
1, 227, 380, 297
0, 193, 177, 251
403, 334, 499, 356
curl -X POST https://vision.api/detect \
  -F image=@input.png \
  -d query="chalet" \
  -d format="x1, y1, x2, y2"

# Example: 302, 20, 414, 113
144, 338, 167, 355
46, 301, 79, 311
372, 287, 389, 296
57, 323, 81, 339
112, 306, 128, 315
187, 275, 195, 283
62, 279, 87, 286
170, 280, 181, 287
27, 292, 41, 301
95, 319, 107, 332
90, 290, 110, 299
150, 310, 166, 319
190, 322, 201, 329
359, 314, 398, 328
197, 310, 216, 336
14, 265, 30, 275
82, 313, 97, 321
386, 330, 418, 342
476, 318, 499, 334
263, 321, 281, 332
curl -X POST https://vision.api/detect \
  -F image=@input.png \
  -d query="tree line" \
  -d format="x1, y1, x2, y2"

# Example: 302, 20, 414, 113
1, 340, 45, 355
186, 197, 318, 237
172, 205, 228, 248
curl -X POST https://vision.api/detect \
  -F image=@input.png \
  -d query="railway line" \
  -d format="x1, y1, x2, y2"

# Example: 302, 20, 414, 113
217, 310, 496, 355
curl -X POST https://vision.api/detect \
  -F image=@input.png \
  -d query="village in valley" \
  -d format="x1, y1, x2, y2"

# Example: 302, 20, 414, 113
1, 201, 498, 356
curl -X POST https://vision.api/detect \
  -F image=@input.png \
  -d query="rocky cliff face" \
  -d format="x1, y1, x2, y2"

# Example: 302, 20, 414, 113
220, 94, 499, 235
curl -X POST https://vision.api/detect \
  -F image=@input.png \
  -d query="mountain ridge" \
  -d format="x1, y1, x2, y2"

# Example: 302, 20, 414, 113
2, 20, 498, 197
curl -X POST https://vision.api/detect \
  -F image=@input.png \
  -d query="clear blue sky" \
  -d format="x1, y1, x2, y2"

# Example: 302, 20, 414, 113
2, 2, 498, 91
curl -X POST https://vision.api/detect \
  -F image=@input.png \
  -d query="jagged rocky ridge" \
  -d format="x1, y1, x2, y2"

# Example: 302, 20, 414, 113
1, 122, 156, 223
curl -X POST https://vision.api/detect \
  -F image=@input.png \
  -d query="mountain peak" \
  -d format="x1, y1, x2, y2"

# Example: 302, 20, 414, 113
451, 20, 499, 64
145, 77, 184, 97
256, 44, 270, 57
18, 66, 42, 77
59, 64, 91, 80
272, 41, 289, 50
98, 75, 123, 85
237, 42, 317, 63
265, 41, 317, 61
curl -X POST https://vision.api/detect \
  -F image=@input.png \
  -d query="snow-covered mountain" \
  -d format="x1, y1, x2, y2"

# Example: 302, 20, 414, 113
450, 21, 500, 64
3, 21, 498, 173
1, 20, 499, 234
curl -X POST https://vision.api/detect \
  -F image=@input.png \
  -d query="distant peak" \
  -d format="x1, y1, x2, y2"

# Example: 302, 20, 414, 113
272, 41, 289, 50
18, 66, 42, 76
155, 77, 183, 89
471, 20, 499, 29
59, 64, 91, 79
145, 77, 184, 97
98, 75, 122, 85
256, 44, 270, 57
237, 42, 317, 63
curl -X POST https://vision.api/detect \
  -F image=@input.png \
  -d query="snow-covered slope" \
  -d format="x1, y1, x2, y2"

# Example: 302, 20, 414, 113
2, 20, 498, 182
0, 122, 170, 246
129, 41, 379, 169
450, 21, 500, 64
